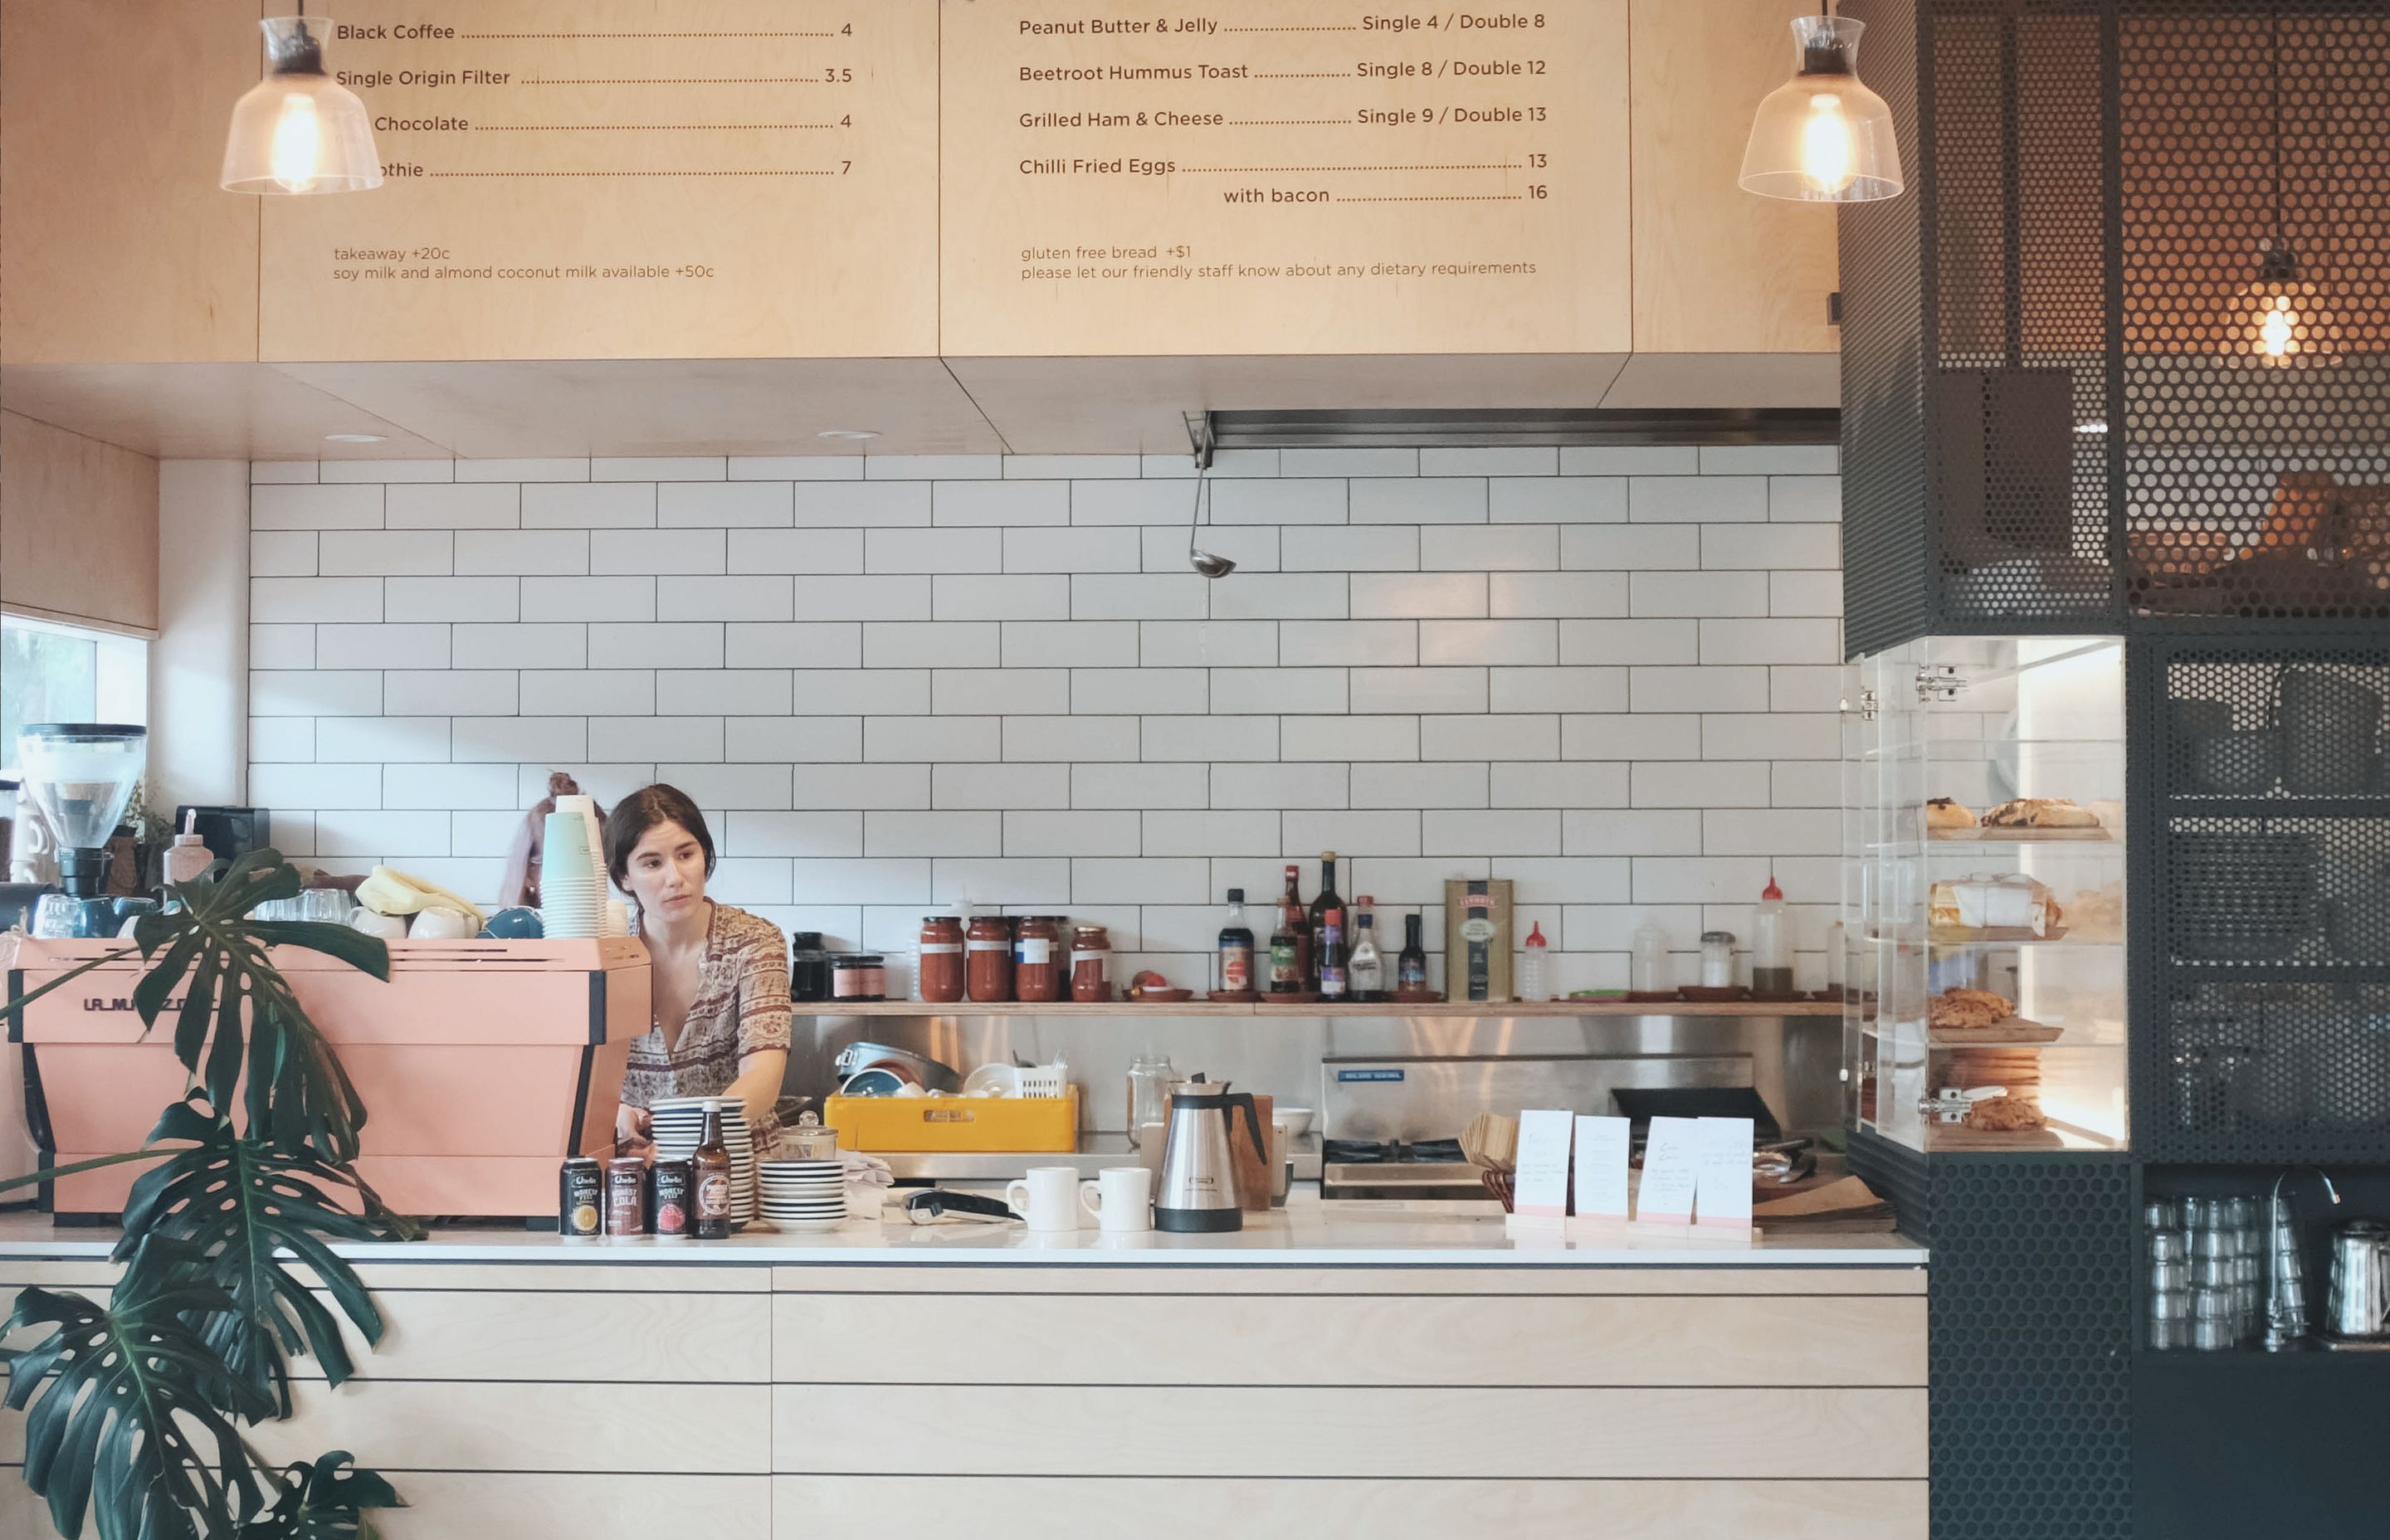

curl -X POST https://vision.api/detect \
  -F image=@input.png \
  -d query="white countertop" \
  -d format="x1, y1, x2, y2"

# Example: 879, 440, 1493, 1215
0, 1195, 1925, 1269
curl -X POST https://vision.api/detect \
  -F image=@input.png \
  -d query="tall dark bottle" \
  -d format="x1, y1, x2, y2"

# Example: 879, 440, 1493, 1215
1278, 864, 1313, 992
1306, 851, 1343, 992
693, 1104, 734, 1240
1397, 913, 1431, 998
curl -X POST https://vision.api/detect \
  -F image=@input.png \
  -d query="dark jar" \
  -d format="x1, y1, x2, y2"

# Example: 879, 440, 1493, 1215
1070, 924, 1112, 1003
832, 954, 886, 1001
967, 914, 1016, 1002
1014, 915, 1064, 1001
917, 915, 965, 1002
788, 932, 832, 1001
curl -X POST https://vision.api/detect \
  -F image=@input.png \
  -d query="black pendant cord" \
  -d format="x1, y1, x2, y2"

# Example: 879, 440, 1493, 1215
2267, 0, 2287, 267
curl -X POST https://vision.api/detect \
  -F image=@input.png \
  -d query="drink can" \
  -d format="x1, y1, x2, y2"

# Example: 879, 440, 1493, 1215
605, 1156, 649, 1238
558, 1157, 602, 1239
651, 1160, 695, 1240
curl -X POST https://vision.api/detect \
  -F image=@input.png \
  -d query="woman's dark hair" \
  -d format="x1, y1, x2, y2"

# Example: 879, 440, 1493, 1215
602, 784, 716, 889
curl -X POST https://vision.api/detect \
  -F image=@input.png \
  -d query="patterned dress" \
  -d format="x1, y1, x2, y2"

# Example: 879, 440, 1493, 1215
619, 902, 793, 1142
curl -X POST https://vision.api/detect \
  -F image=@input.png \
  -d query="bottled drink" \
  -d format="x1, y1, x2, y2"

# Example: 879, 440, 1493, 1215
1306, 851, 1343, 992
1347, 894, 1385, 1001
1279, 864, 1313, 991
1397, 913, 1430, 997
693, 1104, 734, 1240
1217, 888, 1256, 994
1517, 921, 1549, 1003
1319, 908, 1348, 999
1268, 908, 1301, 993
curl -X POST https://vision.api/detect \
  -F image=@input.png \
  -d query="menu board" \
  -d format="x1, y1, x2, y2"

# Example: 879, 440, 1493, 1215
940, 0, 1628, 357
260, 2, 939, 360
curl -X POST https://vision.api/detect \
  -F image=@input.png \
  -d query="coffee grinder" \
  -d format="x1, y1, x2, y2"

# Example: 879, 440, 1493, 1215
15, 724, 148, 938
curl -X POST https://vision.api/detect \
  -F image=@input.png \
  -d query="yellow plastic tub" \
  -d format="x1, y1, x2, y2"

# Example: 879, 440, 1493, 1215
823, 1089, 1080, 1153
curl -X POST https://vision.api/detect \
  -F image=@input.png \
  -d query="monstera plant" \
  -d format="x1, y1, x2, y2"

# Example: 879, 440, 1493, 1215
0, 850, 415, 1539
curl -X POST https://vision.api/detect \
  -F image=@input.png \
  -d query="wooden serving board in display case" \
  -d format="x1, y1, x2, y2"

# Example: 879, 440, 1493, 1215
1927, 1017, 2066, 1045
1929, 827, 2112, 842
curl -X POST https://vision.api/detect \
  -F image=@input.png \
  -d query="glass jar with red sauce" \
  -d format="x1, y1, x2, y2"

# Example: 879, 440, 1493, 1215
916, 914, 964, 1002
1013, 915, 1064, 1001
967, 914, 1016, 1002
1070, 924, 1113, 1002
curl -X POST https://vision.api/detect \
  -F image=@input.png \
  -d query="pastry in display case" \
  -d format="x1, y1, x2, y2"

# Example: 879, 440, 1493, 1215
1843, 636, 2129, 1152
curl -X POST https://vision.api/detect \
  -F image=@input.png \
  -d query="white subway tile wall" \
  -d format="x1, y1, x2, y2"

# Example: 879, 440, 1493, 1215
247, 450, 1845, 993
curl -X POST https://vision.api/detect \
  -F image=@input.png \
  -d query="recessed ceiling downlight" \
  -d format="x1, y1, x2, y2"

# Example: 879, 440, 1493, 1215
817, 429, 880, 441
324, 432, 386, 444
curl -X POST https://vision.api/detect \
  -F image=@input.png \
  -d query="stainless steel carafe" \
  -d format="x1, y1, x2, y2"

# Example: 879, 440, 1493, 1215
1154, 1079, 1267, 1234
2326, 1219, 2390, 1340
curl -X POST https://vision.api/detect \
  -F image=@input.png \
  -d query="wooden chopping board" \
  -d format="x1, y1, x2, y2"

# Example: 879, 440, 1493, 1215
1232, 1093, 1273, 1212
1930, 1016, 2066, 1045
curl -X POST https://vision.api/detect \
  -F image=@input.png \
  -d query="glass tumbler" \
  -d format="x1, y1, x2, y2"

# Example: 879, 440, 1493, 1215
1124, 1055, 1176, 1149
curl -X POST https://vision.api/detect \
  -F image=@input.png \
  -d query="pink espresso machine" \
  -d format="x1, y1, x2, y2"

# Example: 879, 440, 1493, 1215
7, 937, 651, 1223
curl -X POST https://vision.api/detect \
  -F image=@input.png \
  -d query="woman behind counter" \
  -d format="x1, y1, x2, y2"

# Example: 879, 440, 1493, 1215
604, 784, 792, 1152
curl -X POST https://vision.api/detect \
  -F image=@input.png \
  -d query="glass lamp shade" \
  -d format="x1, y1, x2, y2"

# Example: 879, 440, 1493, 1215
1739, 17, 1904, 203
2231, 245, 2335, 368
221, 18, 382, 194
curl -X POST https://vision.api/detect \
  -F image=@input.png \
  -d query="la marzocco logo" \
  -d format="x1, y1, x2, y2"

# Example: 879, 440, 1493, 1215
83, 996, 187, 1012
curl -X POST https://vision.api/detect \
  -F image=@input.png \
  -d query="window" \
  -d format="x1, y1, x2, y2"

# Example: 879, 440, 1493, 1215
0, 614, 148, 780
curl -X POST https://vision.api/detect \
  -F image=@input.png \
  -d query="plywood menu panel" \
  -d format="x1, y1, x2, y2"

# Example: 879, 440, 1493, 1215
0, 0, 259, 365
941, 0, 1630, 357
259, 2, 938, 361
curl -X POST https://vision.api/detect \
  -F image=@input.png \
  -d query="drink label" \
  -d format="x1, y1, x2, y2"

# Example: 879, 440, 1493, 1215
1321, 962, 1346, 997
1398, 956, 1427, 987
1268, 940, 1298, 987
1221, 943, 1252, 990
696, 1172, 731, 1219
1015, 938, 1052, 962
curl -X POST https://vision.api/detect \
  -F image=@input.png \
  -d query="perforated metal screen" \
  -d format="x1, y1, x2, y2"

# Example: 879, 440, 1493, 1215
1929, 1154, 2135, 1540
2135, 634, 2390, 1160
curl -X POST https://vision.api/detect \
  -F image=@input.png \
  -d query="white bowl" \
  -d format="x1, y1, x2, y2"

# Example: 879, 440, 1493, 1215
1274, 1107, 1315, 1138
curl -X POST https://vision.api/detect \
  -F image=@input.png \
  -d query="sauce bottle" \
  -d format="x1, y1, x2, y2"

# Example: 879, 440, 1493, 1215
1396, 913, 1431, 999
1347, 895, 1385, 1001
1306, 852, 1343, 991
693, 1105, 734, 1240
1278, 865, 1312, 991
1319, 908, 1348, 1000
1216, 889, 1255, 995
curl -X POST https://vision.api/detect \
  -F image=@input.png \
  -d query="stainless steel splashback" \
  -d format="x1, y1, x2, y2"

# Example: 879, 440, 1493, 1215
782, 1010, 1841, 1138
1320, 1053, 1756, 1144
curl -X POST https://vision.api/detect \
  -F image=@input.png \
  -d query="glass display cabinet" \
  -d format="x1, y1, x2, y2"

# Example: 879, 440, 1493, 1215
1844, 636, 2129, 1152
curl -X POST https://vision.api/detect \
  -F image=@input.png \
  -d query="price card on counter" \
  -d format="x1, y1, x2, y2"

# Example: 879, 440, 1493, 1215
1510, 1109, 1575, 1219
1633, 1116, 1700, 1226
1693, 1116, 1757, 1231
1571, 1114, 1631, 1221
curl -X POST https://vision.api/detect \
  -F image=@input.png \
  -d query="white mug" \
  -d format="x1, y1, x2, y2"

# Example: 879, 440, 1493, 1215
408, 906, 476, 940
1079, 1166, 1153, 1233
347, 908, 406, 938
1005, 1166, 1083, 1232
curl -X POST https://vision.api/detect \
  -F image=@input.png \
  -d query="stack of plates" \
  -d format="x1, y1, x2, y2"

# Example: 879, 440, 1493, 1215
649, 1096, 755, 1225
758, 1157, 848, 1232
539, 810, 608, 939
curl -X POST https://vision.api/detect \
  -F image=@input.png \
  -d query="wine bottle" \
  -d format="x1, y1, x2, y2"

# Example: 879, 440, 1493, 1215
1306, 851, 1342, 992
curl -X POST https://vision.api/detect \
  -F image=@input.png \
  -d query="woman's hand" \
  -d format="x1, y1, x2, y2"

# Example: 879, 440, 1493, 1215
614, 1102, 653, 1155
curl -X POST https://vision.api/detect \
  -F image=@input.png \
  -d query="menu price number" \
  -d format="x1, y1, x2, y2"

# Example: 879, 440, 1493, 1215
826, 67, 854, 84
1363, 59, 1549, 80
676, 266, 715, 279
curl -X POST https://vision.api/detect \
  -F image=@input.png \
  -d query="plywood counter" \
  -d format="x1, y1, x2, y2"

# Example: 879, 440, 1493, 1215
0, 1201, 1924, 1540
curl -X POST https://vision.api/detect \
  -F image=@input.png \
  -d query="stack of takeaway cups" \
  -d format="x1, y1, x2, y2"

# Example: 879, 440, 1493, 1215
539, 810, 606, 939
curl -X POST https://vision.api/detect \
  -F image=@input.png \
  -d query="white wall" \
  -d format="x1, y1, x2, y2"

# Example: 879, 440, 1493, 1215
152, 459, 250, 809
241, 446, 1846, 993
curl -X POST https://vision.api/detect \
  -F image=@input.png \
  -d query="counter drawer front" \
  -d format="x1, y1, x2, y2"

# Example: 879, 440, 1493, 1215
252, 1383, 772, 1474
773, 1291, 1924, 1386
771, 1386, 1927, 1479
773, 1263, 1927, 1295
773, 1476, 1929, 1540
0, 1472, 773, 1540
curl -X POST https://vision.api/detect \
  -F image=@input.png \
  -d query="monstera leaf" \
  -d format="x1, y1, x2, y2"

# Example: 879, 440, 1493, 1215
241, 1452, 402, 1540
3, 1237, 273, 1540
119, 1098, 417, 1415
127, 849, 391, 1165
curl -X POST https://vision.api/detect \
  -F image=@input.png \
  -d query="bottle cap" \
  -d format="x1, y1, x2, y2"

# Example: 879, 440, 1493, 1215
1324, 909, 1342, 924
1358, 894, 1373, 905
1227, 888, 1244, 903
1526, 922, 1548, 948
1321, 850, 1338, 861
1762, 876, 1783, 900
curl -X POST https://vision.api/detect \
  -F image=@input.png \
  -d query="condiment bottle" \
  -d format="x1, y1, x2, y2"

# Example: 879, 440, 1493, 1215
1517, 922, 1549, 1003
163, 810, 213, 887
967, 914, 1015, 1002
1319, 909, 1347, 1000
1267, 905, 1301, 995
1216, 889, 1255, 995
1700, 930, 1737, 989
1014, 915, 1063, 1001
1347, 895, 1384, 1001
1631, 919, 1671, 997
916, 915, 964, 1002
1306, 852, 1343, 992
1278, 865, 1312, 991
692, 1105, 733, 1240
1752, 877, 1795, 997
1070, 924, 1112, 1002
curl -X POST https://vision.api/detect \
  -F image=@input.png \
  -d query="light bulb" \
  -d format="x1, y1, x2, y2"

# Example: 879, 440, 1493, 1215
269, 93, 324, 193
2258, 292, 2297, 361
1800, 93, 1856, 197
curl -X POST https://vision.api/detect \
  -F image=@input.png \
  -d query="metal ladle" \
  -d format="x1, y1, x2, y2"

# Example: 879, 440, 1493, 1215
1187, 462, 1234, 578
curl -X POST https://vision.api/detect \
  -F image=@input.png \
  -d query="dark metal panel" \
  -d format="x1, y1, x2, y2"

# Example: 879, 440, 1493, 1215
1929, 1153, 2136, 1540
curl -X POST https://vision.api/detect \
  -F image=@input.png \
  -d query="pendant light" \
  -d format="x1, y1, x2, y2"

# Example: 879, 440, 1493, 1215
1739, 13, 1904, 202
221, 12, 383, 194
2233, 2, 2329, 367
